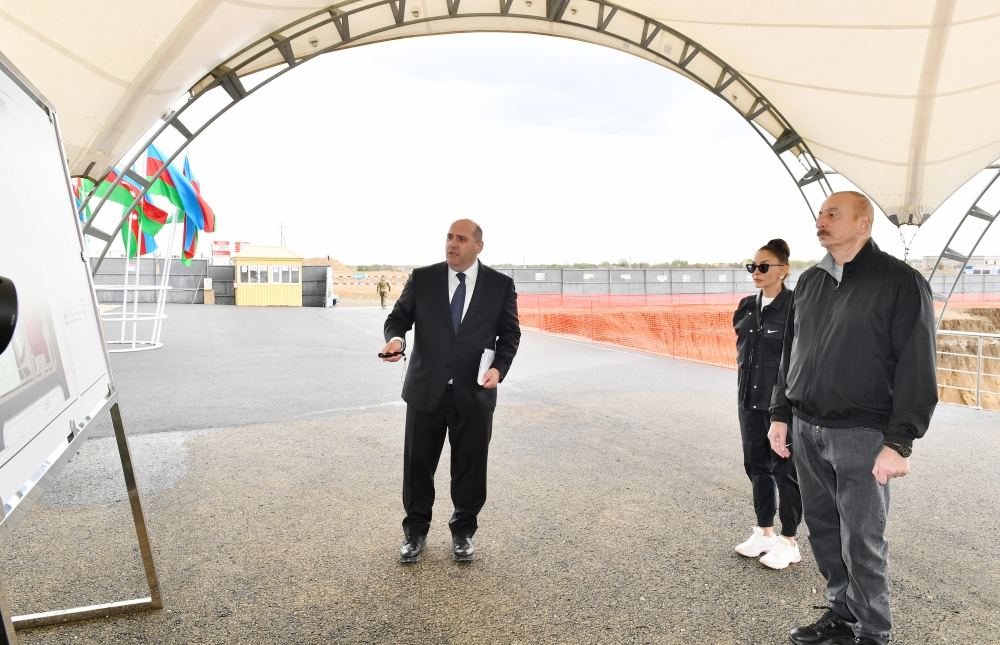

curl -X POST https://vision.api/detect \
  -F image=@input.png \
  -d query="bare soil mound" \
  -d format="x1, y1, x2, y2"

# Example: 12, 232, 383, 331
938, 307, 1000, 409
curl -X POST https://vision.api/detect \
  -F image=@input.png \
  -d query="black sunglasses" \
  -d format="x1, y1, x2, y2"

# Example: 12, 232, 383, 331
746, 263, 786, 274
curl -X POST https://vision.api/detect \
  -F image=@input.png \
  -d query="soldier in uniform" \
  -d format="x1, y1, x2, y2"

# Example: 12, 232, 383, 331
377, 275, 391, 309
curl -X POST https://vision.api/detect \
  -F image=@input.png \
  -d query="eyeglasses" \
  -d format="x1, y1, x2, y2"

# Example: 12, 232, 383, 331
746, 263, 786, 274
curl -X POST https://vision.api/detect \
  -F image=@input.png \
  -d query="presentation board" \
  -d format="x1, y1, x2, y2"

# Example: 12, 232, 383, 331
0, 56, 114, 524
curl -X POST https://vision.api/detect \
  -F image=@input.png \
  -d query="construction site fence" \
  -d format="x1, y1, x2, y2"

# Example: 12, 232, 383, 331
517, 293, 1000, 412
337, 267, 1000, 299
518, 294, 748, 369
935, 330, 1000, 410
497, 267, 1000, 299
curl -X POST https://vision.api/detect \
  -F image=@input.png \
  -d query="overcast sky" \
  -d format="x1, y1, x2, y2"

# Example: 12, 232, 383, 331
170, 32, 996, 267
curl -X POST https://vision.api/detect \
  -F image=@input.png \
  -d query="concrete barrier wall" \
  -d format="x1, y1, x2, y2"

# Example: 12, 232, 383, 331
90, 261, 1000, 307
124, 264, 328, 306
302, 265, 329, 307
498, 267, 807, 297
208, 264, 235, 305
92, 258, 209, 304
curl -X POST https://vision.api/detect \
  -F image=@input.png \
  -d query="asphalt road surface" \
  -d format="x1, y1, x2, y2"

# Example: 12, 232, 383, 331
1, 304, 996, 644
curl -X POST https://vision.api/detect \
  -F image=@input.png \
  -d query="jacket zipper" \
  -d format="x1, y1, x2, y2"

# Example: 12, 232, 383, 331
803, 274, 842, 407
747, 309, 758, 406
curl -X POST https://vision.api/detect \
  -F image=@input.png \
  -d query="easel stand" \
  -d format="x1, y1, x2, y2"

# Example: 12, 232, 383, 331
0, 402, 162, 644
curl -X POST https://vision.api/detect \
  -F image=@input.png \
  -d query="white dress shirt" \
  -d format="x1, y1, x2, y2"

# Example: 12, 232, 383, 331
389, 260, 480, 351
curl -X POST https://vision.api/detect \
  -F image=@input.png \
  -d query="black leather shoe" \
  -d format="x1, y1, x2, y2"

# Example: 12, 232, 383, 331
827, 638, 864, 645
853, 639, 881, 645
452, 535, 475, 562
789, 607, 855, 644
399, 535, 426, 563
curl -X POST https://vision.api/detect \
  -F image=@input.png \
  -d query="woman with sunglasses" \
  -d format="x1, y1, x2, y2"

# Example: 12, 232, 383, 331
732, 238, 802, 570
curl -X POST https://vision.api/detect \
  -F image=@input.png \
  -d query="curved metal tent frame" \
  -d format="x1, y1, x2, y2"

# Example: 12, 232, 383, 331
928, 167, 1000, 324
11, 2, 1000, 221
79, 0, 833, 272
49, 1, 998, 324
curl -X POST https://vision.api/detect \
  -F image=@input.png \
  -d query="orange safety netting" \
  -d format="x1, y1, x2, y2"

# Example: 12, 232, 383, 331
941, 293, 1000, 306
517, 294, 743, 368
518, 294, 1000, 371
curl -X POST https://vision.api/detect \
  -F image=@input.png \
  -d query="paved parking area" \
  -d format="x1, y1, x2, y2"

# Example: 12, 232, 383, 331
1, 304, 996, 644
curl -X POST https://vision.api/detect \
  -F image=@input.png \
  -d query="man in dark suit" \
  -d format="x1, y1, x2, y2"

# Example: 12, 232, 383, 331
380, 219, 520, 563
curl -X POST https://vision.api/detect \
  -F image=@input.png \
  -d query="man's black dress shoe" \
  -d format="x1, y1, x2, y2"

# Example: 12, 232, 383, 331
789, 607, 855, 644
452, 535, 474, 562
399, 535, 426, 563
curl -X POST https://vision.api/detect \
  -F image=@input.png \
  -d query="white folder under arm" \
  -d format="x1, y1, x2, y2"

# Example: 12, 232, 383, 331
477, 349, 496, 385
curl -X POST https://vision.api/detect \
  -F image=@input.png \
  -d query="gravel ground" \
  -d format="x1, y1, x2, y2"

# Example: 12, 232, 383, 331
0, 304, 996, 644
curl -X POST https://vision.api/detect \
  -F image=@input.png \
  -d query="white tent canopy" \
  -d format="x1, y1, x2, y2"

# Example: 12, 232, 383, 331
2, 0, 998, 225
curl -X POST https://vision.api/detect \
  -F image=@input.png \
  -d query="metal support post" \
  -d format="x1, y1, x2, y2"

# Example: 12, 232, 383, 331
9, 403, 162, 632
977, 336, 984, 409
1, 586, 16, 645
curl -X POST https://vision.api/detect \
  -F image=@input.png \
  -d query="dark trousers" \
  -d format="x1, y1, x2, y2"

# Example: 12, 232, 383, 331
738, 408, 802, 536
793, 417, 892, 645
402, 386, 492, 539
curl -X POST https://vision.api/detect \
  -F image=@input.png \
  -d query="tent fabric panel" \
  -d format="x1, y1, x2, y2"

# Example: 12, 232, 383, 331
951, 3, 1000, 26
460, 0, 503, 14
758, 83, 918, 165
805, 143, 910, 215
1, 0, 333, 175
935, 13, 1000, 92
197, 19, 283, 76
147, 3, 328, 91
925, 88, 1000, 163
666, 23, 930, 97
0, 1, 198, 80
346, 3, 400, 41
3, 1, 1000, 224
634, 0, 939, 29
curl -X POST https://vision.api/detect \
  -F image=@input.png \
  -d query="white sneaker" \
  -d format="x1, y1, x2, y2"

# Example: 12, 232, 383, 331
734, 527, 780, 557
759, 536, 801, 570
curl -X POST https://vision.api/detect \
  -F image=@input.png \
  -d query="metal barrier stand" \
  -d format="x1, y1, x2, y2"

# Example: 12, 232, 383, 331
0, 402, 162, 643
936, 330, 1000, 409
1, 587, 15, 645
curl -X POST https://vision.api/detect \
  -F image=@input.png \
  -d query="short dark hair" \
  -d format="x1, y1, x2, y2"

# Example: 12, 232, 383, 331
831, 190, 874, 223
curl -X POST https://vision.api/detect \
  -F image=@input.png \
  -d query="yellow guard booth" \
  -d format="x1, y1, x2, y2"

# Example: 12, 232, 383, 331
233, 245, 303, 306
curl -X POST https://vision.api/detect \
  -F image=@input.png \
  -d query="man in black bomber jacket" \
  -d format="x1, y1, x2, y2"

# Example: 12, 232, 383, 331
767, 192, 938, 645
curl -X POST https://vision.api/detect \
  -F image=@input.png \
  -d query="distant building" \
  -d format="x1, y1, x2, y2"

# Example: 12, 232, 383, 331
232, 245, 303, 306
918, 255, 1000, 271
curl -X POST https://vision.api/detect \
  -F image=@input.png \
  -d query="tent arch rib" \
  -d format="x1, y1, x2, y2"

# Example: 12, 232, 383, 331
928, 166, 1000, 326
79, 0, 832, 272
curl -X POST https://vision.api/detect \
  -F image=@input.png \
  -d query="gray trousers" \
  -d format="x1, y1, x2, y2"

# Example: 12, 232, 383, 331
792, 417, 892, 645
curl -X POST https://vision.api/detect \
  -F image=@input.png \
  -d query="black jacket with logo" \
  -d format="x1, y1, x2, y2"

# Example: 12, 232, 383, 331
734, 286, 791, 412
769, 240, 938, 451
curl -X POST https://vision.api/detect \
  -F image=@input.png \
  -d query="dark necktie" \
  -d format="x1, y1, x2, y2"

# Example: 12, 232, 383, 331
450, 272, 466, 333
